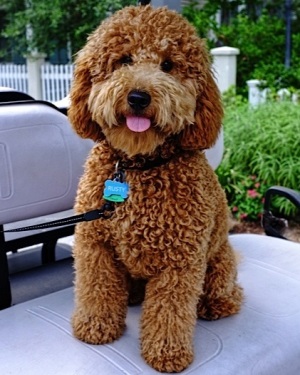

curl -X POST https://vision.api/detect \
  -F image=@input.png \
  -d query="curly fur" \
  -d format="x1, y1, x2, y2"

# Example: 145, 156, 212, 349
69, 5, 243, 373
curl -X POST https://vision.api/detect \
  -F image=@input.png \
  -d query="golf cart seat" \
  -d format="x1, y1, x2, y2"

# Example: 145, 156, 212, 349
0, 233, 299, 374
0, 100, 93, 309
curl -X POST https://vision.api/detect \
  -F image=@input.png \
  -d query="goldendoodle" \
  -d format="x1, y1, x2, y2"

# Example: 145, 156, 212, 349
69, 4, 243, 373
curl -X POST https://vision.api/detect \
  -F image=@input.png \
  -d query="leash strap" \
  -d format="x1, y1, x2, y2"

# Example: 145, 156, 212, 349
1, 155, 171, 234
1, 203, 115, 233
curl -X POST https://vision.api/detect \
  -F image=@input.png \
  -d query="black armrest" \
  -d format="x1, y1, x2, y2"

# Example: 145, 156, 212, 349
262, 186, 300, 240
264, 186, 300, 210
0, 87, 34, 102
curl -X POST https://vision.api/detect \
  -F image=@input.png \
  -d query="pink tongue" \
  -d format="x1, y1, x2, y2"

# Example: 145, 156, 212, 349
126, 116, 151, 132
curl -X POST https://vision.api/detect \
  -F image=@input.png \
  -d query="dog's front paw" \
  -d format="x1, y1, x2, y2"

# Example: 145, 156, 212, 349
72, 311, 125, 344
142, 341, 193, 373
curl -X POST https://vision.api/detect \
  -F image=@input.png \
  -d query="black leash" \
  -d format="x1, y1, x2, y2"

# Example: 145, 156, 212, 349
2, 154, 172, 234
1, 161, 125, 233
2, 202, 115, 233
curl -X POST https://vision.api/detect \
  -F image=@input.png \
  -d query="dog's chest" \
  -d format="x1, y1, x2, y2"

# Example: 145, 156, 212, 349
99, 167, 210, 277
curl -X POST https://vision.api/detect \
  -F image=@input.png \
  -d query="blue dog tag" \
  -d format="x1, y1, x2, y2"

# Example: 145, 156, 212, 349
103, 180, 129, 202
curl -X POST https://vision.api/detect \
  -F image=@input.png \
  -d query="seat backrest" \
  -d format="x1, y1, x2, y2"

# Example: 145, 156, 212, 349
0, 101, 93, 225
205, 128, 224, 170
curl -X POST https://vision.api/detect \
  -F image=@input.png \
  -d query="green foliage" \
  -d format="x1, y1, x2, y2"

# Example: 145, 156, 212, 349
227, 174, 268, 221
183, 0, 300, 96
222, 86, 247, 107
217, 13, 286, 92
182, 1, 219, 48
0, 0, 136, 59
217, 100, 300, 220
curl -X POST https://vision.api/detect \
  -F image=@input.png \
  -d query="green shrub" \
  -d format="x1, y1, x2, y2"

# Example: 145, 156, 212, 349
182, 0, 219, 49
183, 3, 300, 97
217, 100, 300, 220
216, 13, 288, 94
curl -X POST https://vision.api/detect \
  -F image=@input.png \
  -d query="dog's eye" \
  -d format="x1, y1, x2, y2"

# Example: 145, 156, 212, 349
119, 55, 133, 66
161, 60, 173, 72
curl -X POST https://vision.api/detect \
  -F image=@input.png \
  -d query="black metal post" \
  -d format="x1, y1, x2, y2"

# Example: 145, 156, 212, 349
285, 0, 292, 68
0, 227, 12, 310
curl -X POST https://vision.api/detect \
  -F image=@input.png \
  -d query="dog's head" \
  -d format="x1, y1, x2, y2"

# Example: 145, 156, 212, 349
69, 5, 223, 157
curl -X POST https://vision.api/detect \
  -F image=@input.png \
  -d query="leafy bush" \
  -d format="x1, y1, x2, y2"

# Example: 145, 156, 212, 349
217, 100, 300, 220
183, 3, 300, 96
0, 0, 136, 58
182, 1, 219, 49
216, 13, 288, 93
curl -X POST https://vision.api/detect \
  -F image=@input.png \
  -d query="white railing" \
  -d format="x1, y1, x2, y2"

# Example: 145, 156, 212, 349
41, 64, 74, 102
247, 79, 299, 107
0, 63, 74, 102
0, 64, 28, 93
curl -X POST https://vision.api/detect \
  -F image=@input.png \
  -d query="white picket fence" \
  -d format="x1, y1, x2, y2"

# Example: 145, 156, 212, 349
0, 63, 74, 102
41, 64, 74, 101
0, 64, 28, 93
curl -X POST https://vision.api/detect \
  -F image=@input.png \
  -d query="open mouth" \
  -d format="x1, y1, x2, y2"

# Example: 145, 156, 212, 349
125, 116, 151, 133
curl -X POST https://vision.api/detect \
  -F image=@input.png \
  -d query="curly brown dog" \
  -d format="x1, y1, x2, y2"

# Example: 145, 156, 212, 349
68, 4, 243, 373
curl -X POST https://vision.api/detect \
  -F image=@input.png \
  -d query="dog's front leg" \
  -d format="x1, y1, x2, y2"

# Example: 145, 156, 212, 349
72, 235, 128, 345
140, 267, 203, 373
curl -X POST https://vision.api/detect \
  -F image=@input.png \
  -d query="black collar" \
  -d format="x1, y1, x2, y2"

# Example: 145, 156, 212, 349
118, 154, 173, 171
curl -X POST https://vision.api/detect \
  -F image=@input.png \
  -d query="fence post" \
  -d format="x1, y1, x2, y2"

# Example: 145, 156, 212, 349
26, 53, 45, 99
210, 46, 240, 93
277, 88, 291, 101
247, 79, 265, 107
292, 92, 298, 104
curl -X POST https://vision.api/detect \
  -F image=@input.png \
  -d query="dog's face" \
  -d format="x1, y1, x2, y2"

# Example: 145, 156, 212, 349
69, 5, 223, 157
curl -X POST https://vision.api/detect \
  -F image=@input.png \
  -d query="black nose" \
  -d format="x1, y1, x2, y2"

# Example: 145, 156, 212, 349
127, 90, 151, 111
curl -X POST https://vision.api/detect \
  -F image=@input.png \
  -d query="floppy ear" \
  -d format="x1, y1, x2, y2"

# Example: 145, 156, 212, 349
68, 51, 104, 142
180, 72, 223, 150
